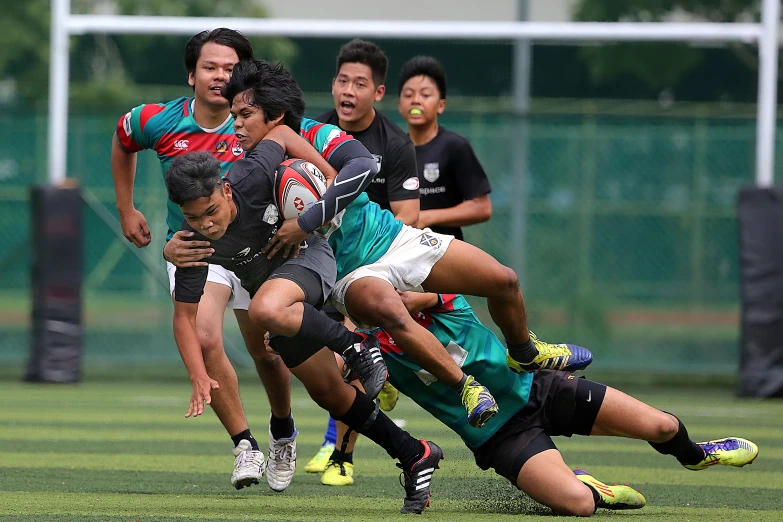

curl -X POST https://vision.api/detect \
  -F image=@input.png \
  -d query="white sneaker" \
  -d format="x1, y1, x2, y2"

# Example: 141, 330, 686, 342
266, 427, 298, 492
231, 439, 265, 490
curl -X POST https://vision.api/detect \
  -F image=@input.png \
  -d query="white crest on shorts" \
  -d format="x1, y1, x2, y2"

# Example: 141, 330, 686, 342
423, 163, 440, 183
263, 204, 279, 225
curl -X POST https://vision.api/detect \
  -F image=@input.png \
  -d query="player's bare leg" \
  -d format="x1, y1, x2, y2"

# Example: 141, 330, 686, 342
517, 449, 599, 516
423, 240, 593, 372
235, 310, 292, 419
590, 387, 679, 441
345, 278, 462, 385
345, 278, 498, 428
195, 282, 264, 490
422, 240, 527, 343
197, 282, 249, 437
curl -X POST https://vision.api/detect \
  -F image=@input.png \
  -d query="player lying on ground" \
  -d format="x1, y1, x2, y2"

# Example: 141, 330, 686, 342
166, 134, 443, 514
111, 28, 294, 491
222, 59, 595, 430
311, 292, 759, 514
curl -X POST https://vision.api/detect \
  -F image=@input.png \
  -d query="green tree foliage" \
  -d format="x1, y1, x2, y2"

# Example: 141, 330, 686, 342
573, 0, 763, 90
1, 0, 296, 109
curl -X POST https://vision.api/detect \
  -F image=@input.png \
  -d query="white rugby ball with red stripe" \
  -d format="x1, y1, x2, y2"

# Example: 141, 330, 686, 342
274, 159, 327, 220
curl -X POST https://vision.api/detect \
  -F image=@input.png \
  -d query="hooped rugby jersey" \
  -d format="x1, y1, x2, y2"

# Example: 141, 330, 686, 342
365, 294, 533, 448
115, 96, 244, 237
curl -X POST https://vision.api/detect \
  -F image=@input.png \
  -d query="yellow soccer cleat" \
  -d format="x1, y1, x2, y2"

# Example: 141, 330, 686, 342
321, 460, 354, 486
378, 381, 399, 412
460, 375, 499, 428
684, 438, 759, 471
574, 469, 646, 511
506, 332, 593, 373
304, 443, 335, 474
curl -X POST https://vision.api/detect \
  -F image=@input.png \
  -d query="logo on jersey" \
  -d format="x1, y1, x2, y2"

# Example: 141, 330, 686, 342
323, 128, 343, 153
122, 112, 132, 137
263, 205, 279, 225
420, 233, 440, 248
403, 177, 420, 190
232, 142, 243, 156
232, 247, 251, 259
372, 154, 383, 172
215, 140, 228, 153
174, 140, 189, 150
423, 162, 440, 183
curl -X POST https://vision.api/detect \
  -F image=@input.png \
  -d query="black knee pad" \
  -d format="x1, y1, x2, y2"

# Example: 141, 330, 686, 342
268, 334, 322, 368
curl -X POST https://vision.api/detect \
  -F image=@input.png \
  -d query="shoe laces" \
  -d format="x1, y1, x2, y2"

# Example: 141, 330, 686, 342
270, 439, 295, 470
327, 459, 349, 477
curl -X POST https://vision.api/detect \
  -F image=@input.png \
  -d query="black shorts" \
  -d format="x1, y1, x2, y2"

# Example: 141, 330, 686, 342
471, 370, 607, 485
268, 263, 328, 309
321, 304, 345, 323
267, 264, 331, 368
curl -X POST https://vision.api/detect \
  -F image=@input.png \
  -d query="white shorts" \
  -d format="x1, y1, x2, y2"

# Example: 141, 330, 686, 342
166, 261, 251, 310
331, 225, 454, 327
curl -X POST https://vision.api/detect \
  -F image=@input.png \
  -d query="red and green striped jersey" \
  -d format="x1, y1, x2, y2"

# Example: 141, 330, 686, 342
115, 96, 244, 237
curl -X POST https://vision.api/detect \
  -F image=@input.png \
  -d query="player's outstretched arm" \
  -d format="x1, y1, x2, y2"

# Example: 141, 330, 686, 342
173, 301, 219, 418
111, 133, 151, 248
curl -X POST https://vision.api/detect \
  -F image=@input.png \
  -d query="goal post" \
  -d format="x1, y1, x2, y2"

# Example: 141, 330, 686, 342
48, 0, 780, 186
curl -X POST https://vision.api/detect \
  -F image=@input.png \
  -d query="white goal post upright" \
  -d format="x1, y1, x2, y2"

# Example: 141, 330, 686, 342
48, 0, 779, 187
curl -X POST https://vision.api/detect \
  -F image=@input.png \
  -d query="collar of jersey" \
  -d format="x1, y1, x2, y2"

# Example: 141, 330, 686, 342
189, 98, 233, 133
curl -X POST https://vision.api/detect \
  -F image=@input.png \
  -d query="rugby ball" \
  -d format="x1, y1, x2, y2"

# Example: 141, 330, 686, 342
274, 159, 327, 220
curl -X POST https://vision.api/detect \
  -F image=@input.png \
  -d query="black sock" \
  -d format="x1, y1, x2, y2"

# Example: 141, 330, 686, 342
231, 429, 259, 451
269, 413, 296, 440
329, 449, 354, 464
449, 373, 468, 394
648, 416, 706, 466
508, 338, 537, 363
298, 303, 363, 353
334, 386, 422, 468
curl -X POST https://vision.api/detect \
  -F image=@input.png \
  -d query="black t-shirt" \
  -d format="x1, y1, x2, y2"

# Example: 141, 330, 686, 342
173, 141, 330, 302
316, 109, 419, 211
415, 126, 492, 240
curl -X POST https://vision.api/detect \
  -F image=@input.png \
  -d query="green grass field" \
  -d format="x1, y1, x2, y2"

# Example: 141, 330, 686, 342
1, 377, 781, 521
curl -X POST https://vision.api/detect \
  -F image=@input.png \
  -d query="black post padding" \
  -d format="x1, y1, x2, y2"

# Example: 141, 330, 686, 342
737, 186, 783, 397
25, 185, 83, 383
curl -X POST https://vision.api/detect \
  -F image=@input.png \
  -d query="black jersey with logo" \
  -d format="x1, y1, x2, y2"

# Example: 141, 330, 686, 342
415, 126, 492, 240
317, 109, 419, 211
174, 140, 334, 302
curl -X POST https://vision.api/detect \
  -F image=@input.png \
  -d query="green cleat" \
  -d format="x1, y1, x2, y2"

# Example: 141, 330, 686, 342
506, 332, 593, 373
304, 443, 334, 474
321, 460, 354, 486
684, 438, 759, 471
378, 381, 399, 412
574, 469, 646, 511
460, 375, 499, 428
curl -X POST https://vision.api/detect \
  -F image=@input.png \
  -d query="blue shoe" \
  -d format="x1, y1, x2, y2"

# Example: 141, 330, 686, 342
507, 332, 593, 373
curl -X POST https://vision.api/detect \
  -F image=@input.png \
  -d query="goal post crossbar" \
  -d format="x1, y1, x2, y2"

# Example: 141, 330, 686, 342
48, 0, 780, 187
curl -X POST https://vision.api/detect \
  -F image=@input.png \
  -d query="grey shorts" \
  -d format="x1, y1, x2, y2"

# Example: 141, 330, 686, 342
266, 235, 336, 307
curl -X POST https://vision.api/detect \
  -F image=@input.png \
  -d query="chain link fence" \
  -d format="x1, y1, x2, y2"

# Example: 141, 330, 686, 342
0, 106, 770, 375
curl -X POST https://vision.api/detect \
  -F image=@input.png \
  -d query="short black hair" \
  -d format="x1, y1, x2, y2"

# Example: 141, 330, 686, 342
166, 151, 223, 206
336, 39, 388, 87
398, 56, 447, 99
222, 59, 305, 132
184, 28, 254, 76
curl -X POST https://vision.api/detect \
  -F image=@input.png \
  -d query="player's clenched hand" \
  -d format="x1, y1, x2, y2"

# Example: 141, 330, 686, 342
186, 374, 220, 418
118, 207, 151, 248
263, 218, 307, 259
263, 331, 279, 355
164, 231, 214, 267
398, 291, 440, 314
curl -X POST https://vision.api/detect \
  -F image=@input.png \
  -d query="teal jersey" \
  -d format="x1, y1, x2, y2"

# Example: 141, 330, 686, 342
115, 97, 244, 237
298, 118, 403, 279
367, 294, 533, 448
